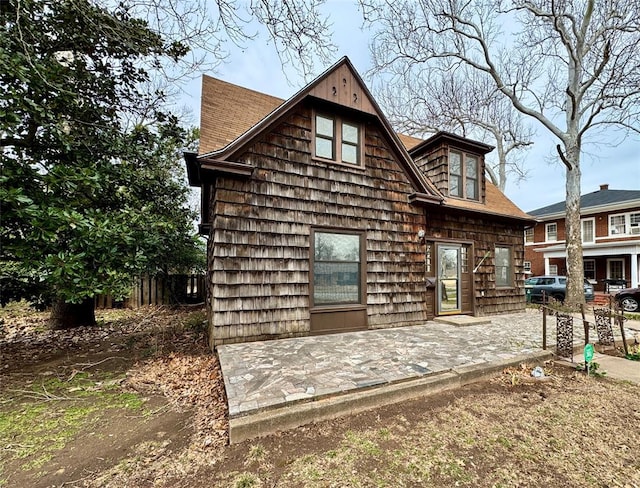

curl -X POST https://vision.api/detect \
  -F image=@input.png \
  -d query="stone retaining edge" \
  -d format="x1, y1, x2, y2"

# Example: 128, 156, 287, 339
229, 349, 556, 444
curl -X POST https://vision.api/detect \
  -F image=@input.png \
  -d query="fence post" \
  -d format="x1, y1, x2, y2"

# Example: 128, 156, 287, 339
542, 306, 547, 350
581, 303, 589, 345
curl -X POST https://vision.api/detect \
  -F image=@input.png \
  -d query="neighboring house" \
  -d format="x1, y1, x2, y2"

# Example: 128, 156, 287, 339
185, 57, 534, 346
525, 184, 640, 291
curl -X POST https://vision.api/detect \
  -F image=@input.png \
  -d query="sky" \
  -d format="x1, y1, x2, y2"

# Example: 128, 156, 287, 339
177, 1, 639, 214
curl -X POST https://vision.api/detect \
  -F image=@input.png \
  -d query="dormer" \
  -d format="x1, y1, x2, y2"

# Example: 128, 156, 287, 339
408, 131, 494, 204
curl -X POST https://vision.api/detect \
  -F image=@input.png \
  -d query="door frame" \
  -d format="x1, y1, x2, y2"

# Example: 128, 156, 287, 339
436, 243, 462, 315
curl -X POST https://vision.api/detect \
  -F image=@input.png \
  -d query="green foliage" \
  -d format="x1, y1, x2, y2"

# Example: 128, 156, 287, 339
0, 0, 204, 311
624, 344, 640, 361
576, 361, 606, 377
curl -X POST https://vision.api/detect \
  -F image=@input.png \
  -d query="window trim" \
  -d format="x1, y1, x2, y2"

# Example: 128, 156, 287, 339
495, 245, 513, 288
584, 259, 596, 281
524, 228, 534, 244
312, 111, 364, 168
310, 228, 366, 310
581, 217, 595, 243
448, 150, 480, 201
545, 223, 558, 242
609, 211, 640, 236
606, 258, 625, 280
548, 264, 558, 276
524, 261, 532, 273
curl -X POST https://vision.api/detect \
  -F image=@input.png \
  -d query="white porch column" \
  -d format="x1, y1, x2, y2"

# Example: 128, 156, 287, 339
544, 257, 550, 275
631, 252, 639, 288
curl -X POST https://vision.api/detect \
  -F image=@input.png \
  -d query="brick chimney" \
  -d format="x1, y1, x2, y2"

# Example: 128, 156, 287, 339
600, 184, 609, 191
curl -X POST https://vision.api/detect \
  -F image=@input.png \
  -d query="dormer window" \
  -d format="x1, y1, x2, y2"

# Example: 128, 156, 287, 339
313, 112, 363, 166
449, 150, 479, 200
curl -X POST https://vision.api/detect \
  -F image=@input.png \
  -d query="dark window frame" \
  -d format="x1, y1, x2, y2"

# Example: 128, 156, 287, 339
310, 228, 367, 309
312, 111, 364, 168
448, 150, 480, 201
495, 245, 514, 288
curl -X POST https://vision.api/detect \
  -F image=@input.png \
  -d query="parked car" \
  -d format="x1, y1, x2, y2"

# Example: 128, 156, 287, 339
615, 287, 640, 312
525, 275, 594, 303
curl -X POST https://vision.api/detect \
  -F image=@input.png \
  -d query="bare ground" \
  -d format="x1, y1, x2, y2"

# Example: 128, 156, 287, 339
1, 305, 639, 488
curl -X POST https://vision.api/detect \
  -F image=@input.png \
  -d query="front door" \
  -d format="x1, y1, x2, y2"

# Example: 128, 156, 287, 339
437, 245, 461, 314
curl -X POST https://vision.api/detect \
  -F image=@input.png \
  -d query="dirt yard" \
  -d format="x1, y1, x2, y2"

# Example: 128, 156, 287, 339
1, 305, 639, 487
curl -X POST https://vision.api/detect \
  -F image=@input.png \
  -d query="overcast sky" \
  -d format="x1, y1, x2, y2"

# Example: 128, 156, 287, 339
178, 1, 639, 214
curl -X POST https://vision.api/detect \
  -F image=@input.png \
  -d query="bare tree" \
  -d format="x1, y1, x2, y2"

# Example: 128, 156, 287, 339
373, 66, 534, 191
129, 0, 336, 80
362, 0, 640, 305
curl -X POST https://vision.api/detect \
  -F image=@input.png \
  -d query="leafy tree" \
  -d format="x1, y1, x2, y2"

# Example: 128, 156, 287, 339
1, 0, 203, 327
362, 0, 640, 305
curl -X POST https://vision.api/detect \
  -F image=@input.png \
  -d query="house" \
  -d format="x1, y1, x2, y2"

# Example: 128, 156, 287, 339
525, 184, 640, 291
185, 57, 534, 347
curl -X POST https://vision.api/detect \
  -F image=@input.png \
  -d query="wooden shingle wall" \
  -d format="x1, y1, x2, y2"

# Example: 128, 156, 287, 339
424, 211, 526, 315
207, 105, 428, 345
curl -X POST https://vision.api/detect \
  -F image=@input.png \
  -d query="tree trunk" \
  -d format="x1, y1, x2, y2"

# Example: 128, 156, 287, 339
49, 297, 96, 329
564, 143, 585, 308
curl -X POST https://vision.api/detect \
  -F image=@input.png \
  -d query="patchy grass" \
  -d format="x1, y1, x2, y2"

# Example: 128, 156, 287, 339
0, 370, 147, 475
212, 368, 640, 488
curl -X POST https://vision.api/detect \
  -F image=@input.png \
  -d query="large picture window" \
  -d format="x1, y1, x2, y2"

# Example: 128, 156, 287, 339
313, 113, 362, 166
495, 246, 513, 288
312, 231, 363, 306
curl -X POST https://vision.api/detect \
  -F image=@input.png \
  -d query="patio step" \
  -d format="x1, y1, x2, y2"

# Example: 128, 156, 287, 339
592, 293, 613, 307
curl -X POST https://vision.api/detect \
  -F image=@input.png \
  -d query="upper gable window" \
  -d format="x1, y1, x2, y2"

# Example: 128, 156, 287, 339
449, 150, 479, 200
313, 113, 363, 166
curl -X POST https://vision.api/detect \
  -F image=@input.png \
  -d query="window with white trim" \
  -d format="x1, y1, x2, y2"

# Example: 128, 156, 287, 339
524, 261, 532, 273
313, 113, 362, 166
524, 228, 534, 244
549, 264, 558, 276
609, 214, 626, 235
581, 218, 595, 243
545, 223, 558, 242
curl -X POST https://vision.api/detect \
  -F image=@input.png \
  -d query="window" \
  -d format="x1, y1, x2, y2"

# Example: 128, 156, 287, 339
584, 259, 596, 281
609, 214, 626, 235
609, 212, 640, 235
549, 264, 558, 275
449, 150, 479, 200
313, 113, 362, 166
524, 261, 532, 273
546, 223, 558, 242
312, 230, 363, 306
524, 228, 534, 244
495, 246, 512, 287
607, 259, 624, 280
581, 218, 595, 243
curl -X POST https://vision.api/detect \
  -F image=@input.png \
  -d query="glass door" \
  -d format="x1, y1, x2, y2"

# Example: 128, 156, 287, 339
438, 245, 461, 314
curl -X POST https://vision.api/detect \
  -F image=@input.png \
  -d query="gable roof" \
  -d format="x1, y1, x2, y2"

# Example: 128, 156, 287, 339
194, 56, 533, 223
200, 76, 283, 154
197, 57, 440, 200
529, 188, 640, 217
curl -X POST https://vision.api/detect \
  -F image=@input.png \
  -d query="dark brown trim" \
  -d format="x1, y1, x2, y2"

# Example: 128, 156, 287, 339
199, 159, 254, 179
311, 109, 365, 168
448, 150, 480, 201
409, 192, 444, 206
495, 244, 515, 289
184, 151, 201, 186
309, 227, 367, 310
409, 131, 494, 157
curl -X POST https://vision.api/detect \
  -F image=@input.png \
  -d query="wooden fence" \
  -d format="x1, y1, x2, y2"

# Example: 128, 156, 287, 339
95, 274, 206, 309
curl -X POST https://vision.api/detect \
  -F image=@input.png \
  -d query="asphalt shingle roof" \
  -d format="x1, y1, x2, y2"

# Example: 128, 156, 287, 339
528, 189, 640, 216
